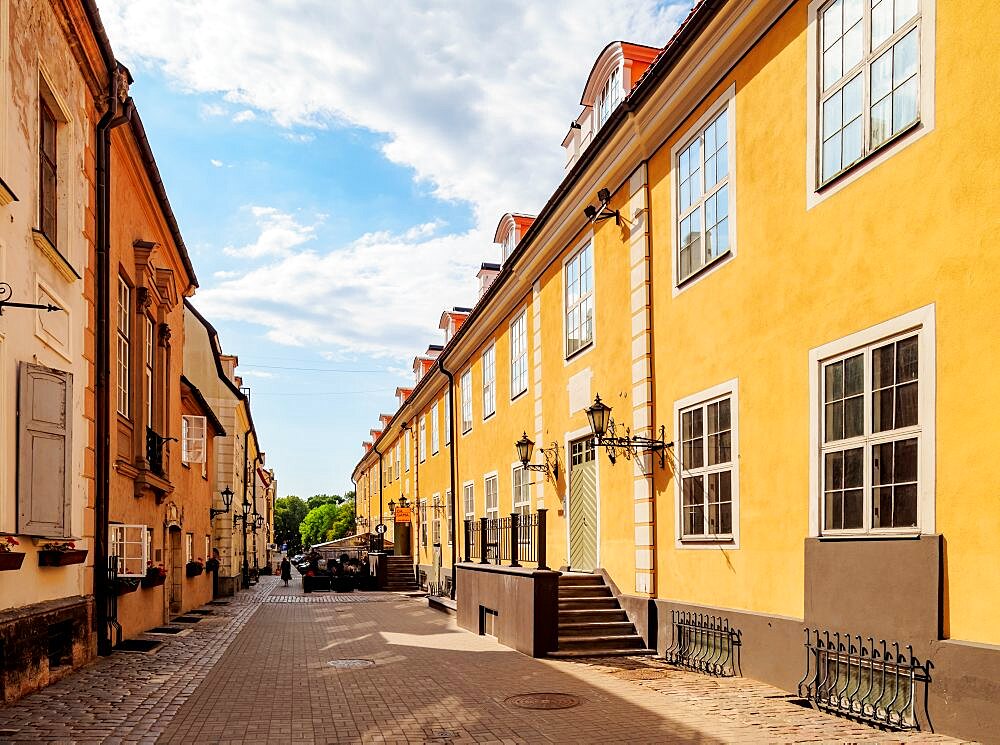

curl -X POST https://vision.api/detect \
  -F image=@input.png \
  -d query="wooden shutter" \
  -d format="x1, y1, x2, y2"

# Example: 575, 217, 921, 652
17, 362, 73, 536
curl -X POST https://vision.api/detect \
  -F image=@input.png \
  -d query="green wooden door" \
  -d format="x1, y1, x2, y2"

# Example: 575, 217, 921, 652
568, 438, 598, 571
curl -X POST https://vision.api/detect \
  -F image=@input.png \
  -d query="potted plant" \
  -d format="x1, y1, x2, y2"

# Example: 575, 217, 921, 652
38, 541, 88, 567
141, 562, 167, 588
185, 557, 204, 577
111, 577, 141, 595
0, 537, 25, 571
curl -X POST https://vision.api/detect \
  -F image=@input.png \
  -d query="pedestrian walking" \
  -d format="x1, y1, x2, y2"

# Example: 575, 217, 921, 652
280, 556, 292, 587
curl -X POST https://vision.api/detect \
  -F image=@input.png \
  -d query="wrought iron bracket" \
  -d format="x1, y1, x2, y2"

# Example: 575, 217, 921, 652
595, 419, 672, 468
209, 506, 229, 519
524, 442, 559, 482
0, 282, 62, 315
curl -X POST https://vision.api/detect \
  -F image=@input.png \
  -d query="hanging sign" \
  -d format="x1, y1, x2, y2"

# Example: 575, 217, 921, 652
394, 507, 411, 522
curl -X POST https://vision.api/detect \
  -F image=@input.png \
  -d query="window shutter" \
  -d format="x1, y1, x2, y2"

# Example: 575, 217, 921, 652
17, 362, 72, 537
182, 415, 207, 463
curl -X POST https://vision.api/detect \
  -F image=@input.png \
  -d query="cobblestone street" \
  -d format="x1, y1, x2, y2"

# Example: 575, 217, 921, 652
0, 578, 966, 744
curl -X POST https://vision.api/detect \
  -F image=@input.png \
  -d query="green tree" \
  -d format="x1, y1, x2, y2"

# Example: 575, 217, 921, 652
300, 503, 339, 547
273, 495, 309, 553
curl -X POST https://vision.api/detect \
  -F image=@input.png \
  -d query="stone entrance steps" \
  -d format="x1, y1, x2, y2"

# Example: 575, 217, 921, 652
384, 555, 419, 591
549, 573, 655, 659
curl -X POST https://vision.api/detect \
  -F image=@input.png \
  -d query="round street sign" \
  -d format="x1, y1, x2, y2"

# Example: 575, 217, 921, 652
375, 523, 387, 535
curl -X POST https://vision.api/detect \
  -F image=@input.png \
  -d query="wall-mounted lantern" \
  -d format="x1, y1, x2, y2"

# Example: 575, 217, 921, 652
514, 432, 559, 482
585, 393, 671, 467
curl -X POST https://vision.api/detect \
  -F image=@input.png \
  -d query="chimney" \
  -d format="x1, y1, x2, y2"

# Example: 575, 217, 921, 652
477, 263, 501, 300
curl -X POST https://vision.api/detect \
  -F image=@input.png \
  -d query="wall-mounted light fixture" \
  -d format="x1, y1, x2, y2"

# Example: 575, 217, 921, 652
514, 432, 559, 482
0, 282, 62, 315
570, 121, 582, 130
585, 393, 671, 467
582, 188, 620, 226
210, 485, 234, 519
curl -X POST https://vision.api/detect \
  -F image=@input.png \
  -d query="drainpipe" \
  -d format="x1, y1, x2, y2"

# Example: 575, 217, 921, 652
94, 64, 133, 657
438, 360, 459, 600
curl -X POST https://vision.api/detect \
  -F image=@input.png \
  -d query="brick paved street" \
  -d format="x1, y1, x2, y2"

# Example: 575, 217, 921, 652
0, 577, 967, 744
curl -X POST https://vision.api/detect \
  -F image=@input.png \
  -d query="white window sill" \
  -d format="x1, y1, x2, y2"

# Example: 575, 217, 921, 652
677, 535, 737, 550
675, 249, 733, 296
564, 341, 595, 365
817, 532, 923, 541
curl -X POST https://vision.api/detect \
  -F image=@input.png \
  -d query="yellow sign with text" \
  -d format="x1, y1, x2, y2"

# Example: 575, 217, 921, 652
394, 507, 411, 522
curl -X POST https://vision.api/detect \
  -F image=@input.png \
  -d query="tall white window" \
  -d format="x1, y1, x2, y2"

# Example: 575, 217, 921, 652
821, 334, 920, 533
185, 533, 194, 563
116, 278, 130, 417
678, 394, 736, 540
446, 489, 454, 545
444, 391, 451, 445
181, 415, 207, 464
144, 317, 154, 424
818, 0, 922, 184
109, 524, 147, 578
676, 103, 732, 283
484, 474, 499, 518
482, 345, 496, 419
510, 311, 527, 398
395, 443, 401, 480
512, 466, 530, 516
463, 482, 475, 523
565, 242, 594, 357
431, 402, 440, 454
405, 430, 411, 471
420, 499, 428, 548
596, 66, 622, 129
432, 494, 441, 545
461, 370, 473, 433
418, 415, 427, 462
501, 229, 516, 262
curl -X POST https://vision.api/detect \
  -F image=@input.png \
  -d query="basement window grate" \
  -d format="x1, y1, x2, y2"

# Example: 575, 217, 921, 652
479, 606, 498, 637
47, 620, 73, 669
664, 611, 741, 677
797, 628, 929, 731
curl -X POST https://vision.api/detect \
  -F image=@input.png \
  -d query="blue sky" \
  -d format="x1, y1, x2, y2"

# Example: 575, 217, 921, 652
101, 1, 691, 497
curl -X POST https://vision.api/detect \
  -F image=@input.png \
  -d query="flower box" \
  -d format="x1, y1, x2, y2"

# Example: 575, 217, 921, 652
38, 549, 88, 567
141, 571, 167, 589
112, 578, 141, 595
0, 552, 25, 571
185, 561, 204, 577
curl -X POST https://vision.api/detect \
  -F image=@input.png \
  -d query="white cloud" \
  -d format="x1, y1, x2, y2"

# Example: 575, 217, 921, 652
232, 109, 257, 123
282, 132, 315, 144
210, 158, 224, 167
222, 206, 317, 259
240, 369, 277, 379
194, 221, 486, 358
199, 102, 227, 118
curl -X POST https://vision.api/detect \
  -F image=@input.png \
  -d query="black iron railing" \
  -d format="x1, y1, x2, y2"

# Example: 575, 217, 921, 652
146, 427, 167, 476
797, 629, 928, 731
464, 510, 547, 569
664, 611, 741, 677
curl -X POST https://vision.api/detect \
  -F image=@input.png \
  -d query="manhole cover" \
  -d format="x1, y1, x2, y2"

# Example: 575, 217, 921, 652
505, 692, 581, 710
613, 669, 671, 681
327, 659, 375, 669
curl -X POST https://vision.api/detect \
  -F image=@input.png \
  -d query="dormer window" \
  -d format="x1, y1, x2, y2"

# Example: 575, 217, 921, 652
596, 66, 622, 129
501, 229, 516, 262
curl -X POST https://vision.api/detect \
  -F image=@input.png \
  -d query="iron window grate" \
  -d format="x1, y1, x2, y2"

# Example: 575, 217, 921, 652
664, 611, 741, 677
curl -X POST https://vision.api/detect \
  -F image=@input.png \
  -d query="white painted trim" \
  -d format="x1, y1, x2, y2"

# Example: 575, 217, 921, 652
807, 304, 936, 537
805, 0, 937, 209
673, 378, 740, 550
461, 479, 476, 521
32, 274, 71, 363
563, 426, 600, 570
671, 83, 738, 296
562, 232, 596, 366
509, 307, 529, 400
482, 471, 500, 522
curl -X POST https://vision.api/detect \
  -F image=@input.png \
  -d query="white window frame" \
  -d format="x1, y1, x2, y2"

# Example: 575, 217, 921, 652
806, 0, 936, 207
405, 430, 411, 471
204, 535, 210, 565
181, 414, 207, 464
116, 277, 130, 417
512, 464, 530, 516
446, 488, 454, 545
673, 379, 740, 549
564, 238, 595, 359
670, 85, 737, 293
510, 310, 527, 399
418, 415, 426, 463
462, 480, 475, 523
395, 443, 401, 480
144, 316, 154, 425
595, 65, 622, 129
420, 499, 428, 548
431, 402, 440, 454
808, 305, 935, 538
444, 390, 452, 445
482, 344, 496, 419
185, 532, 194, 564
432, 493, 441, 546
109, 524, 148, 578
460, 369, 473, 434
484, 472, 499, 519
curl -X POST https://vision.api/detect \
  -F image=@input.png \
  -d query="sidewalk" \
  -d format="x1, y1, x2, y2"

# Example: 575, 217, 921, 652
0, 578, 967, 744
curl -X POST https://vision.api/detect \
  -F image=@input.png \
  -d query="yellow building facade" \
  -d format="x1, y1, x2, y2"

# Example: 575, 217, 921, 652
354, 1, 999, 738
